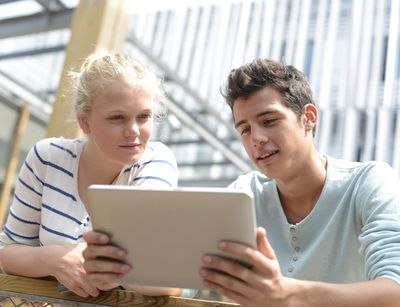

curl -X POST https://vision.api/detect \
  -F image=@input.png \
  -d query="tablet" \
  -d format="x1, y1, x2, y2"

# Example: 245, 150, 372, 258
86, 185, 256, 290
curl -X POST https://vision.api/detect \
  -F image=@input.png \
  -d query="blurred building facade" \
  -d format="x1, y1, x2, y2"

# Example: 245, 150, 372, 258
0, 0, 399, 190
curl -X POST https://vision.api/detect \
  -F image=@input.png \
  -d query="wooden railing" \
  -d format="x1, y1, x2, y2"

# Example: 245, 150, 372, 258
0, 273, 238, 306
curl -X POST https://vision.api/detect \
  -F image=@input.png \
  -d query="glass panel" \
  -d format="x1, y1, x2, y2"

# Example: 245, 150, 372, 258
0, 102, 18, 182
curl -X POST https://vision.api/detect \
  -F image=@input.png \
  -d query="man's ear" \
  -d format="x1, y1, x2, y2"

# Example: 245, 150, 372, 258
303, 103, 318, 126
301, 103, 318, 135
77, 114, 91, 134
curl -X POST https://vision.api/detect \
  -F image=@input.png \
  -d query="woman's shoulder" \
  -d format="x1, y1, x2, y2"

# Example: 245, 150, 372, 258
142, 141, 176, 163
146, 141, 173, 154
32, 137, 84, 161
34, 137, 82, 149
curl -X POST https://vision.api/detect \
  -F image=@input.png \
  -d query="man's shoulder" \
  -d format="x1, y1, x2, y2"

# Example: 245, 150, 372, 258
327, 156, 396, 178
229, 170, 272, 188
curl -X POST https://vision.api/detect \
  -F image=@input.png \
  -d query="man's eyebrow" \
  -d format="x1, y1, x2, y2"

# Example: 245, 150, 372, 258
234, 119, 247, 129
234, 110, 276, 129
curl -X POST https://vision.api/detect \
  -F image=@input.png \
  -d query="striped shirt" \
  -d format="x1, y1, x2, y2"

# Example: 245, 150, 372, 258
0, 137, 178, 247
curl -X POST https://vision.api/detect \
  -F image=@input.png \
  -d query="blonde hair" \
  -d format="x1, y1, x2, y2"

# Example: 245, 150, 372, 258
69, 53, 166, 120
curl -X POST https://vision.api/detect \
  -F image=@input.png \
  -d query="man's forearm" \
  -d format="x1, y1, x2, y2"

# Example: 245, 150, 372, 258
291, 277, 400, 307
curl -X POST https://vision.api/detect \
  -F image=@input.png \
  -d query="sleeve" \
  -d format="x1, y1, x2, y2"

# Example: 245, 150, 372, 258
0, 139, 50, 247
357, 162, 400, 285
130, 142, 178, 188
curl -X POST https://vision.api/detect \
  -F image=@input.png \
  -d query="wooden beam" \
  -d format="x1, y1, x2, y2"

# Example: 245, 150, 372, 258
0, 274, 237, 306
0, 104, 30, 226
46, 0, 131, 138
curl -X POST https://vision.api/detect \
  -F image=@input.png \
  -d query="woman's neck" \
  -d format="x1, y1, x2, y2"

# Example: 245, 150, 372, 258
79, 141, 123, 185
77, 142, 123, 208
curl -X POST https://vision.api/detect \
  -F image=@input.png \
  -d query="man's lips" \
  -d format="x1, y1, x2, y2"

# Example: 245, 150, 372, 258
256, 149, 279, 160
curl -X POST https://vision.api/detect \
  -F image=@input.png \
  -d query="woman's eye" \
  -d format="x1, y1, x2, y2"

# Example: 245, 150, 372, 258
109, 115, 124, 120
138, 113, 152, 120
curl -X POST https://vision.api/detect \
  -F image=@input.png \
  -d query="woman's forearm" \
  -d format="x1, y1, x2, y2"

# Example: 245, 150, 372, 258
0, 244, 65, 277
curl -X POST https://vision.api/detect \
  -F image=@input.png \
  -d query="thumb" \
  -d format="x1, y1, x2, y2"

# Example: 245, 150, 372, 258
257, 227, 276, 260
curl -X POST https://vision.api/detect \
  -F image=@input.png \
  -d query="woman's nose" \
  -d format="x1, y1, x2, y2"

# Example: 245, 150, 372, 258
124, 121, 139, 137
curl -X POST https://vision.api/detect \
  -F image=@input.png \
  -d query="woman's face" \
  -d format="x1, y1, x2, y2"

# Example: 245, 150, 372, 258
80, 80, 154, 168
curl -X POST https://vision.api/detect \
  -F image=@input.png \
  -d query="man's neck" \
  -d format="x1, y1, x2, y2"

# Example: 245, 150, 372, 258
276, 153, 327, 224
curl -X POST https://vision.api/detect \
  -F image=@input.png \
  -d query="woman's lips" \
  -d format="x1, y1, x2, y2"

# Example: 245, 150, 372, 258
119, 144, 141, 150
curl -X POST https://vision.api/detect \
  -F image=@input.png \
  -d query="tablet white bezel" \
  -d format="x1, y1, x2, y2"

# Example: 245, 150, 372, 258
87, 185, 256, 290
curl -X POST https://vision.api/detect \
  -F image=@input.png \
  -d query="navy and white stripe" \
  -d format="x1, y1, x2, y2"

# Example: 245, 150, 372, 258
0, 137, 178, 247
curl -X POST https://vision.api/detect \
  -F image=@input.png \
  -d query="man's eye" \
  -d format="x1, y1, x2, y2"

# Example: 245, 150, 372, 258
240, 127, 250, 135
264, 119, 277, 126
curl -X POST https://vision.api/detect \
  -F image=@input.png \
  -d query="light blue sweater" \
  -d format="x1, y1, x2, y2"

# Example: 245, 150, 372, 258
229, 156, 400, 285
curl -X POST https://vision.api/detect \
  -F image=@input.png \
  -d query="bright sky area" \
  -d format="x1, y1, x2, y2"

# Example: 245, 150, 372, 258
0, 0, 239, 19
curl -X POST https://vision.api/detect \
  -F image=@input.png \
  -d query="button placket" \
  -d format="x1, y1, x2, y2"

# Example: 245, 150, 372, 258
287, 225, 301, 273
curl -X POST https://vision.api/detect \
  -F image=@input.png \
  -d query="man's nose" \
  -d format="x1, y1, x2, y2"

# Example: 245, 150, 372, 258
251, 127, 267, 147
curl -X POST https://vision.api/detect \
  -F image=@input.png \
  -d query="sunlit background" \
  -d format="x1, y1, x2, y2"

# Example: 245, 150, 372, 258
0, 0, 399, 191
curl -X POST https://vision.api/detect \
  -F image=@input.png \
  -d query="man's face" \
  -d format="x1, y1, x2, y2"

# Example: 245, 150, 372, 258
233, 86, 313, 180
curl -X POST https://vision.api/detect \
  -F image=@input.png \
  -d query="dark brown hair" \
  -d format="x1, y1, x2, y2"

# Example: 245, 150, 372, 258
221, 58, 314, 117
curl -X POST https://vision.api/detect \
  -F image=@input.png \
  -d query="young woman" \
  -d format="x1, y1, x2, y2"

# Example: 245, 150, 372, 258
0, 53, 180, 297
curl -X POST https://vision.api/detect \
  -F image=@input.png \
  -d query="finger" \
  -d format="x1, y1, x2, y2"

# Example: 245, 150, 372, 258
68, 285, 90, 298
83, 244, 127, 261
79, 280, 100, 297
200, 268, 260, 302
202, 279, 250, 306
202, 254, 255, 282
257, 227, 276, 259
84, 258, 131, 275
86, 272, 124, 287
202, 254, 271, 291
83, 231, 110, 245
215, 241, 279, 278
217, 240, 274, 272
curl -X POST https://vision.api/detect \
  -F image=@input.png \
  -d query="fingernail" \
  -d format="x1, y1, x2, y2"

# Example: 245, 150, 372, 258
219, 241, 227, 249
99, 235, 108, 243
117, 250, 126, 257
203, 255, 212, 264
121, 265, 131, 273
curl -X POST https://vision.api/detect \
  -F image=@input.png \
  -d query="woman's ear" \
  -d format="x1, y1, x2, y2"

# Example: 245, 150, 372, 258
77, 114, 91, 134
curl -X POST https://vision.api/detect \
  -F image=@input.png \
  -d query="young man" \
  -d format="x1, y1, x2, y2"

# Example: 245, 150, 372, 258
198, 59, 400, 306
82, 59, 400, 305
